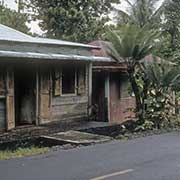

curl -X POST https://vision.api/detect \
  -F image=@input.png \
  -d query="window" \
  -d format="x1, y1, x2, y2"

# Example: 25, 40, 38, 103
62, 67, 76, 94
53, 66, 86, 96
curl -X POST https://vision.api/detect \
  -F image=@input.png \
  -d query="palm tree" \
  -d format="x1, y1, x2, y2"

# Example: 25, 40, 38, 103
142, 58, 180, 98
115, 0, 166, 28
141, 58, 180, 127
105, 24, 158, 123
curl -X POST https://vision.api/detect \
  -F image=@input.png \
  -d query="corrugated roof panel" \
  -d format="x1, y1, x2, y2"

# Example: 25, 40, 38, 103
0, 24, 33, 41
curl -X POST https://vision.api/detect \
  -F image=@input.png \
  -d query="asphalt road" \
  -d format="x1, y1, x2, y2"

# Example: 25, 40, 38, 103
1, 132, 180, 180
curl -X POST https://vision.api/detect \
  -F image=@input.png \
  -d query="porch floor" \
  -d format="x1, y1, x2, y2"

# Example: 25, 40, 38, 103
0, 120, 110, 143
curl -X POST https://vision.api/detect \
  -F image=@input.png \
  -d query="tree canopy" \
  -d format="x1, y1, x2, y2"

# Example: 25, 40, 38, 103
158, 0, 180, 60
0, 3, 29, 34
28, 0, 120, 42
115, 0, 165, 28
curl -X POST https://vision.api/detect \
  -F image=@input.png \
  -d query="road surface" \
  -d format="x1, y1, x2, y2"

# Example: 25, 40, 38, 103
1, 132, 180, 180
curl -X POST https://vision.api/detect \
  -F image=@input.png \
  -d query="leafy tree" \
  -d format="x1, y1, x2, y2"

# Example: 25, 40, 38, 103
28, 0, 120, 42
163, 0, 180, 51
158, 0, 180, 60
0, 3, 30, 34
106, 24, 158, 123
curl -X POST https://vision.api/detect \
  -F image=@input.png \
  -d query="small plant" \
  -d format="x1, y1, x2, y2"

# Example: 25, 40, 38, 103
135, 120, 154, 132
0, 147, 49, 160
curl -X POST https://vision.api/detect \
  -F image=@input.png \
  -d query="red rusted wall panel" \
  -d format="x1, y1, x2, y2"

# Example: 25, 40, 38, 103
109, 74, 135, 124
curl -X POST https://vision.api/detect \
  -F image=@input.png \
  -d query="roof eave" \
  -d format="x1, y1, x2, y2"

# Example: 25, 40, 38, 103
0, 39, 101, 49
0, 50, 111, 62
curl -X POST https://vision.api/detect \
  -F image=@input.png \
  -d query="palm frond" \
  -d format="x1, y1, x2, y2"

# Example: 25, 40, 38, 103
105, 24, 158, 66
142, 58, 180, 91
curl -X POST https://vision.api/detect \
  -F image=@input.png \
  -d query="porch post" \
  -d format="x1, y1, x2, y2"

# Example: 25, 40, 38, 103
36, 68, 39, 125
88, 62, 93, 118
105, 73, 110, 122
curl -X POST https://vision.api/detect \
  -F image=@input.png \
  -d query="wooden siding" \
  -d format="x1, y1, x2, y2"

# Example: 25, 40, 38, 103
39, 70, 52, 123
39, 64, 89, 124
0, 100, 5, 129
110, 74, 135, 123
51, 96, 88, 121
0, 61, 90, 129
0, 68, 5, 129
6, 69, 15, 130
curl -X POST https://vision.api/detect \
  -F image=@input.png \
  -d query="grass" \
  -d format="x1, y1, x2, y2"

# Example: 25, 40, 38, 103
0, 147, 49, 160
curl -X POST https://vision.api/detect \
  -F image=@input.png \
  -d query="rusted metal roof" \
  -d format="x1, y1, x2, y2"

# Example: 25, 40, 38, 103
0, 24, 99, 49
89, 41, 112, 57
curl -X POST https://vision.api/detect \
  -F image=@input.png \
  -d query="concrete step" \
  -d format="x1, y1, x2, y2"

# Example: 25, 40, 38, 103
41, 130, 112, 145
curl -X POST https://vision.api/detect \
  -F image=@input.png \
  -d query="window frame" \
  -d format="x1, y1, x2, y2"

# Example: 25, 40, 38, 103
61, 67, 78, 97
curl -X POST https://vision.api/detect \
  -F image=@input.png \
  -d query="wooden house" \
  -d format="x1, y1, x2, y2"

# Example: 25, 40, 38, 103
90, 41, 136, 124
0, 24, 110, 131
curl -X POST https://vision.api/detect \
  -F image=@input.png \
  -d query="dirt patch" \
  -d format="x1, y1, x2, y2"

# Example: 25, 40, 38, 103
0, 120, 100, 143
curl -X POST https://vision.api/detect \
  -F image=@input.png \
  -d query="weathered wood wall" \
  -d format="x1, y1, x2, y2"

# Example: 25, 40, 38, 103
0, 69, 6, 130
39, 63, 89, 124
0, 67, 15, 130
0, 39, 93, 129
109, 74, 135, 123
6, 68, 15, 130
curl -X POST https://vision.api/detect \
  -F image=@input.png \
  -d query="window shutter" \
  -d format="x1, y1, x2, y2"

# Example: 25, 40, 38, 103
54, 69, 61, 96
0, 72, 5, 96
6, 69, 15, 130
39, 71, 51, 121
78, 67, 86, 95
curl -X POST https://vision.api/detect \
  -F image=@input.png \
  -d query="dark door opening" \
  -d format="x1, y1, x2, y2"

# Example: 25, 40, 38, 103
14, 67, 36, 126
92, 72, 108, 122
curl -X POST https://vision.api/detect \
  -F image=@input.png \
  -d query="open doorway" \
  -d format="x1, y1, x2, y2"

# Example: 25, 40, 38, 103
14, 66, 36, 126
92, 72, 108, 122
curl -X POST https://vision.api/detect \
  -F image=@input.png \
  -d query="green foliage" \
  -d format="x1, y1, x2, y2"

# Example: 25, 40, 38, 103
28, 0, 120, 42
0, 4, 30, 34
108, 1, 180, 129
135, 120, 154, 131
142, 59, 180, 92
0, 147, 49, 160
158, 0, 180, 60
140, 59, 180, 128
106, 24, 158, 62
162, 0, 180, 49
115, 0, 165, 28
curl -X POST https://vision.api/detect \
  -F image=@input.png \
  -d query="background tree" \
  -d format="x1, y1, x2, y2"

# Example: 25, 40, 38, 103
158, 0, 180, 60
0, 2, 30, 34
115, 0, 165, 28
28, 0, 120, 42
